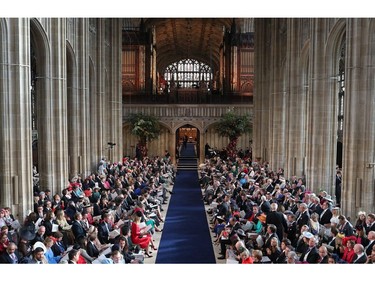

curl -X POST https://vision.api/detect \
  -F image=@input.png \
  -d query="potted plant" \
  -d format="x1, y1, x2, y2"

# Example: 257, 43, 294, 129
215, 110, 252, 160
127, 113, 161, 160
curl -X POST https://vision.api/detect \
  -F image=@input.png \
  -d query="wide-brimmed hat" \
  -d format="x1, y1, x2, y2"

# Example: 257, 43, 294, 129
33, 241, 46, 253
302, 231, 314, 239
236, 229, 247, 238
19, 227, 36, 241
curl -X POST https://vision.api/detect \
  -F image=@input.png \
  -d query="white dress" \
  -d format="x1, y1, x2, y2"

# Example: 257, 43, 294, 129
330, 215, 340, 226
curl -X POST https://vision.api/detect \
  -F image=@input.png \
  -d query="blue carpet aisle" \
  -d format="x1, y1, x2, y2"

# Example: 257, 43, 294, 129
155, 143, 216, 263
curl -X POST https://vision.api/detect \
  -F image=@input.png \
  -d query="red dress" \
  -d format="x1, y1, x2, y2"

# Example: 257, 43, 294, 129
241, 257, 254, 264
342, 248, 355, 263
131, 222, 151, 249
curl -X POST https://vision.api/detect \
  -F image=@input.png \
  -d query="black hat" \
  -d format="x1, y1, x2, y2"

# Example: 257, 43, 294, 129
236, 229, 246, 238
19, 227, 36, 241
217, 216, 225, 223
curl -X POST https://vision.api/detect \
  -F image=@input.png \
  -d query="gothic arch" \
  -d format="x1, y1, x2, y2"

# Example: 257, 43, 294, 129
326, 19, 346, 76
240, 81, 253, 93
171, 121, 204, 133
30, 18, 51, 77
30, 18, 52, 190
123, 80, 135, 92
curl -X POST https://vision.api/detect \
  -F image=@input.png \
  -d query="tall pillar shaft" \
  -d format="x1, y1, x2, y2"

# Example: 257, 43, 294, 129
0, 18, 33, 220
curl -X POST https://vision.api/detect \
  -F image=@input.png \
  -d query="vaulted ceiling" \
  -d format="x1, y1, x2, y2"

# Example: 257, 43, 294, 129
142, 18, 236, 72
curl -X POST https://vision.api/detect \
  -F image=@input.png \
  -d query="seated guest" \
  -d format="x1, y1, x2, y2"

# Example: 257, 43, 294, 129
29, 247, 48, 264
299, 233, 320, 263
352, 243, 367, 264
265, 237, 281, 263
252, 249, 263, 263
130, 211, 153, 258
43, 237, 61, 264
86, 232, 100, 258
71, 212, 87, 242
0, 242, 20, 264
341, 238, 356, 263
318, 245, 329, 264
51, 231, 67, 257
98, 212, 118, 244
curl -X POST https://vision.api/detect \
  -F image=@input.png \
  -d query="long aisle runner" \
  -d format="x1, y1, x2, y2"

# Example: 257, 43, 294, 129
155, 143, 216, 263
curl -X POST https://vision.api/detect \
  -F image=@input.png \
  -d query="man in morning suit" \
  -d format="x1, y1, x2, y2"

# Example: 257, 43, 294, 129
365, 214, 375, 235
296, 203, 310, 235
364, 231, 375, 256
318, 245, 329, 263
318, 201, 333, 226
98, 212, 115, 244
0, 242, 20, 264
299, 232, 320, 263
87, 233, 100, 258
266, 202, 288, 242
352, 243, 367, 264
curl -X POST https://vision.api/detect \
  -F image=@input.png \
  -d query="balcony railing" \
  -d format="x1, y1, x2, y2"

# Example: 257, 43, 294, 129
122, 90, 253, 104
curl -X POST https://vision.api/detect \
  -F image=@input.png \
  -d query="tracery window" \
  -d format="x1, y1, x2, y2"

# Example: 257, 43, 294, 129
337, 36, 345, 143
336, 34, 345, 169
164, 59, 212, 89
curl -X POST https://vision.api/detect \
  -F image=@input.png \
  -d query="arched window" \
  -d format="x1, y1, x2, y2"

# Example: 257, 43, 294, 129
336, 34, 345, 168
164, 59, 212, 89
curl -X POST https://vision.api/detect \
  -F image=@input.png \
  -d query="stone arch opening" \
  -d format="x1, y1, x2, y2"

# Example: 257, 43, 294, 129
30, 18, 51, 191
176, 124, 200, 159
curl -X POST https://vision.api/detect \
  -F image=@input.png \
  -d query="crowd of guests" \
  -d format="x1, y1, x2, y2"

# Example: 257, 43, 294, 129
1, 144, 375, 265
0, 154, 176, 264
200, 154, 375, 264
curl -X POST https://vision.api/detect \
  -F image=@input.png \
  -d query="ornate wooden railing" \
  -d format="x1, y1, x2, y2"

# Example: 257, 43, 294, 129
122, 90, 253, 105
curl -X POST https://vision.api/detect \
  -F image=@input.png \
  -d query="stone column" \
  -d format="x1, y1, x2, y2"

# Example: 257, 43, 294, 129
50, 18, 69, 193
305, 18, 337, 193
88, 19, 99, 170
67, 19, 80, 179
199, 132, 206, 164
169, 131, 176, 165
76, 18, 90, 176
342, 18, 374, 217
108, 19, 123, 164
285, 19, 308, 177
96, 19, 106, 161
253, 19, 272, 164
0, 18, 33, 220
36, 18, 69, 195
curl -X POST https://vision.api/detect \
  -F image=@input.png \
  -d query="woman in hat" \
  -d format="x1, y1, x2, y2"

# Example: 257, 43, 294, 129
17, 227, 35, 261
330, 207, 341, 228
355, 211, 367, 230
340, 238, 356, 263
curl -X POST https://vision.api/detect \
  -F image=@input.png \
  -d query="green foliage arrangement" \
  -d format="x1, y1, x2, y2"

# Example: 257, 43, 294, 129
127, 113, 161, 158
215, 111, 252, 159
